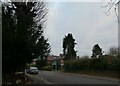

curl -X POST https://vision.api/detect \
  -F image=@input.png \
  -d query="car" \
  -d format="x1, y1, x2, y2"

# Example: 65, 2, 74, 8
26, 67, 39, 74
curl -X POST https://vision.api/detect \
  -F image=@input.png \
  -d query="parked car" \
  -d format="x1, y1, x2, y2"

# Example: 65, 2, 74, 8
26, 67, 39, 74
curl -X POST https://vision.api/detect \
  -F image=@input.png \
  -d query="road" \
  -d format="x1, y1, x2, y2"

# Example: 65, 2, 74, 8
30, 71, 119, 84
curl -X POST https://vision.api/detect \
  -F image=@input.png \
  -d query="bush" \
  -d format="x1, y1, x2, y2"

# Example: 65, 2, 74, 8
111, 56, 120, 71
26, 63, 36, 68
63, 61, 71, 72
64, 58, 90, 72
90, 58, 108, 70
63, 56, 120, 72
43, 66, 52, 71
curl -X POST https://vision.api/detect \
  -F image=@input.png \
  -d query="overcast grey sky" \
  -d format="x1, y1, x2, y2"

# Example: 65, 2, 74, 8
44, 2, 118, 57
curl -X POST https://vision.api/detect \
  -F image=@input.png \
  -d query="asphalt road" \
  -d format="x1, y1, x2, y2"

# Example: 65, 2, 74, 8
31, 71, 120, 84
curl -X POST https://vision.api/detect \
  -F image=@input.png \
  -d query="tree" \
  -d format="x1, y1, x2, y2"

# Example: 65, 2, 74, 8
62, 33, 77, 61
2, 1, 51, 74
100, 0, 120, 23
91, 44, 103, 58
108, 46, 119, 56
2, 2, 18, 73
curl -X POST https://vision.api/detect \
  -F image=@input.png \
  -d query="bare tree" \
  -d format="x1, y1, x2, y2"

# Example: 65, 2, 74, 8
100, 0, 120, 23
108, 46, 119, 55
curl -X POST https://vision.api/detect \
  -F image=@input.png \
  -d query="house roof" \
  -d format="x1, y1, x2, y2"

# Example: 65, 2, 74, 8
47, 55, 62, 61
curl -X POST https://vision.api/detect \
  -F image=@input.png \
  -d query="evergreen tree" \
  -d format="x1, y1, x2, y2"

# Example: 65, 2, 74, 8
2, 3, 18, 73
2, 1, 51, 74
62, 33, 77, 61
91, 44, 103, 58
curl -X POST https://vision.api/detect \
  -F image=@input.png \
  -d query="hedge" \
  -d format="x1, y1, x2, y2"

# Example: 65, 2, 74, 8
63, 55, 120, 72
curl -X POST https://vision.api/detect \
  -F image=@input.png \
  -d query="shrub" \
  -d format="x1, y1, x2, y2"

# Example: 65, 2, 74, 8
63, 55, 120, 72
63, 61, 71, 72
111, 56, 120, 71
43, 66, 52, 71
64, 58, 90, 72
26, 63, 36, 68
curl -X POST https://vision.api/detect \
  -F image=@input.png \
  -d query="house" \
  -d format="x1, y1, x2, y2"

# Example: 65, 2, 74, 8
47, 55, 63, 70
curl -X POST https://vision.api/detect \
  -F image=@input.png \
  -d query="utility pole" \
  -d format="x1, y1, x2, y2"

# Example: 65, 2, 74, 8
118, 1, 120, 47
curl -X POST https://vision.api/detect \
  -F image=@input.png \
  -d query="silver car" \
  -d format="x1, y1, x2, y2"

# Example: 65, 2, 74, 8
26, 67, 39, 74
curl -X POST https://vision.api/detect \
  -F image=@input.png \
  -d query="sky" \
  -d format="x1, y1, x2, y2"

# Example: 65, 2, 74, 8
44, 2, 118, 57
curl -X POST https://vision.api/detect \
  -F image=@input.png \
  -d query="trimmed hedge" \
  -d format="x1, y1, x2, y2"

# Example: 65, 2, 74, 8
63, 55, 120, 72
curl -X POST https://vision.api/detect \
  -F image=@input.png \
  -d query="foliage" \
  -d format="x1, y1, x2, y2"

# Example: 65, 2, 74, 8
89, 57, 108, 70
2, 1, 51, 74
25, 63, 36, 68
110, 56, 120, 71
91, 44, 103, 58
63, 55, 120, 72
36, 59, 47, 70
43, 66, 52, 71
62, 33, 77, 61
64, 58, 90, 72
